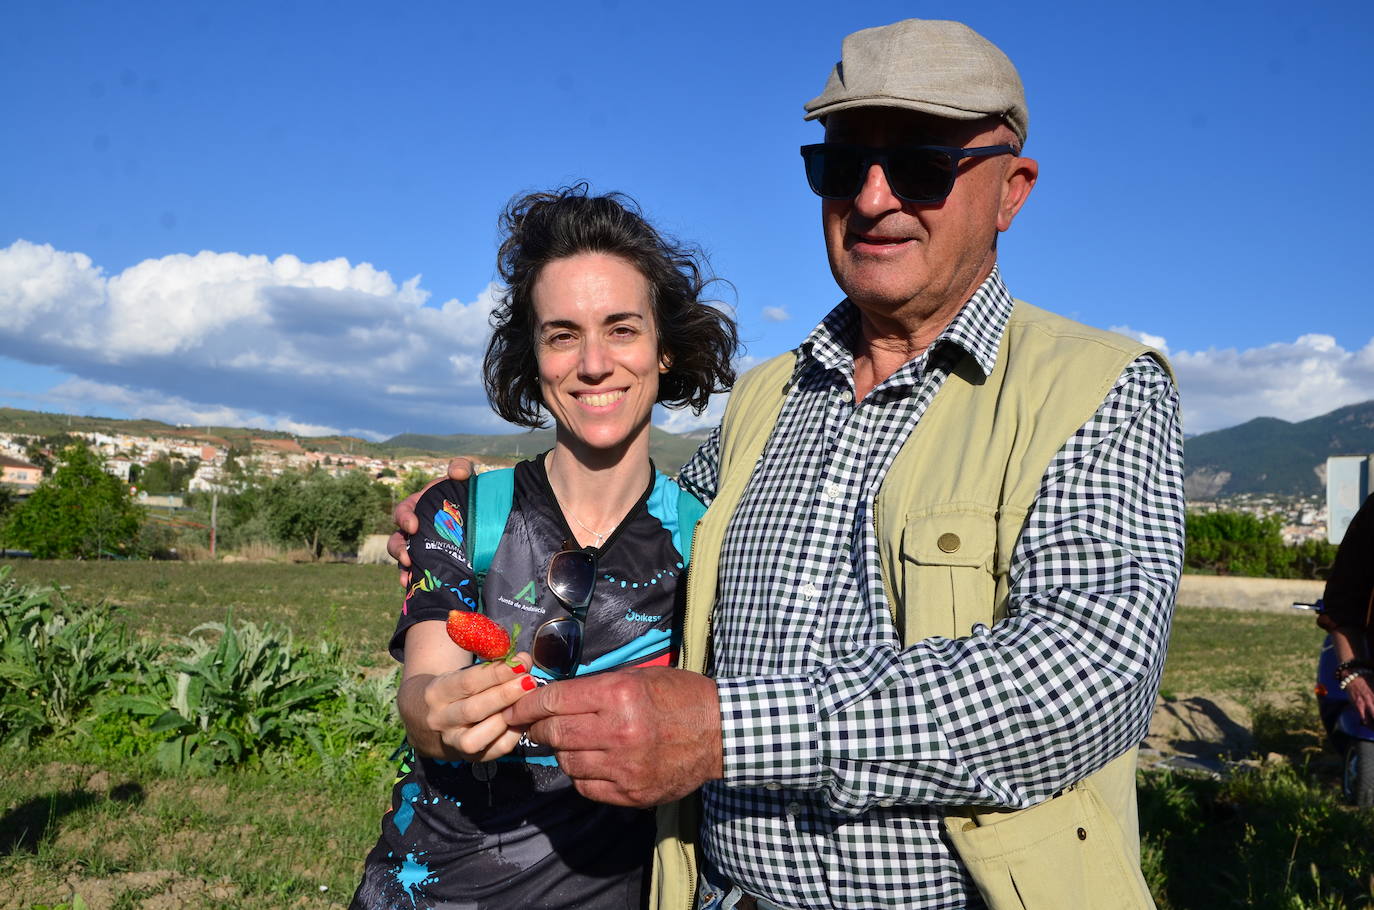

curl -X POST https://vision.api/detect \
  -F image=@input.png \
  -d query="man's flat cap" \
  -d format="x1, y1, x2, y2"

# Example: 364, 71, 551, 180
804, 18, 1029, 144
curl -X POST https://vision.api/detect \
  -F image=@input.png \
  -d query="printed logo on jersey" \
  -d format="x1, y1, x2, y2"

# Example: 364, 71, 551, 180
497, 579, 546, 614
435, 500, 465, 548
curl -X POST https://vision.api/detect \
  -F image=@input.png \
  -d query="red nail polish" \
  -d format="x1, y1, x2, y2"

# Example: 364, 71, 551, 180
510, 663, 527, 675
521, 676, 537, 691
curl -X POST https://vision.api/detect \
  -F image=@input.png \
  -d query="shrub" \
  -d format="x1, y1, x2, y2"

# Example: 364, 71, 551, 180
1185, 512, 1337, 579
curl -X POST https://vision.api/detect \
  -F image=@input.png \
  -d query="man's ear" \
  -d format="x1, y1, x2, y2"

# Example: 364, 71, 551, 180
997, 156, 1038, 232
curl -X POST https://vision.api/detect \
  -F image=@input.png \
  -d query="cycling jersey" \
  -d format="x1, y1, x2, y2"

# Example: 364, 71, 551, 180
351, 454, 698, 910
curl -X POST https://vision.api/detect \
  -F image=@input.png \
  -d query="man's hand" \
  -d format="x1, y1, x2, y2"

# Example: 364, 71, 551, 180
388, 457, 477, 586
503, 667, 723, 807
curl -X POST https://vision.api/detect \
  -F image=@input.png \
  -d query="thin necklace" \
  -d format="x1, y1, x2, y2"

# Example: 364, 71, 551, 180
566, 510, 612, 547
547, 450, 615, 546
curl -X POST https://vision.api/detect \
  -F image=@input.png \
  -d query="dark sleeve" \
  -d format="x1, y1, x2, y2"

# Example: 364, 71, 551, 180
1323, 495, 1374, 630
388, 477, 479, 660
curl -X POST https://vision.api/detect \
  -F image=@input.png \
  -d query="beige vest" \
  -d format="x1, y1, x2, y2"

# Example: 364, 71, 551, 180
652, 301, 1171, 910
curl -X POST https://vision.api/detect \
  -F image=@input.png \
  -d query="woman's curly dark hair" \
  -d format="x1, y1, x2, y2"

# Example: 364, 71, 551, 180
484, 184, 738, 428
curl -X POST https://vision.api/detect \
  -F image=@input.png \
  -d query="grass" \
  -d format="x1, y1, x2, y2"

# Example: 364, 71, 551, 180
0, 750, 391, 909
2, 564, 1373, 908
1162, 604, 1318, 700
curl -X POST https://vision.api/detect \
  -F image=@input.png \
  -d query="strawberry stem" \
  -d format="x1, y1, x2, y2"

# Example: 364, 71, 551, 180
503, 622, 523, 667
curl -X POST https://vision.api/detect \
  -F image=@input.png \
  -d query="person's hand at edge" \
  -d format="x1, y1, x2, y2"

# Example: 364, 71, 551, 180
1347, 674, 1374, 728
504, 666, 723, 807
388, 457, 477, 586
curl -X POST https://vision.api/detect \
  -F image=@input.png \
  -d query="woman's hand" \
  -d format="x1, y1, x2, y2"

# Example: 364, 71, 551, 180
406, 651, 537, 763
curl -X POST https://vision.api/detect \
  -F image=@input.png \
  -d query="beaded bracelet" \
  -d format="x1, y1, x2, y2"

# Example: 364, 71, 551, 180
1339, 668, 1374, 691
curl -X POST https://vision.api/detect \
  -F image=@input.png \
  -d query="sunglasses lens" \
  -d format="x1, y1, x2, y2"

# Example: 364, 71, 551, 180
533, 617, 582, 678
808, 145, 867, 198
885, 148, 955, 203
548, 550, 596, 608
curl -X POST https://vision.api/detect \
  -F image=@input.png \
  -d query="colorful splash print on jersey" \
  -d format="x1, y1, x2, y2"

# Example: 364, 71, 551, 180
434, 499, 464, 550
402, 568, 476, 615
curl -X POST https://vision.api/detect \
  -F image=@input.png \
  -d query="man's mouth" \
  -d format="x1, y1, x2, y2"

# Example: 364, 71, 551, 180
852, 232, 910, 247
575, 389, 626, 408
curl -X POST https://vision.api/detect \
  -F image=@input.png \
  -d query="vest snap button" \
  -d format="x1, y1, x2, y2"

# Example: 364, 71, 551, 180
937, 532, 960, 553
1077, 827, 1087, 841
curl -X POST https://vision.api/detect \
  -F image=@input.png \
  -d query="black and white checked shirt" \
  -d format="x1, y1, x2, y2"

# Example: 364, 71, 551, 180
677, 268, 1184, 909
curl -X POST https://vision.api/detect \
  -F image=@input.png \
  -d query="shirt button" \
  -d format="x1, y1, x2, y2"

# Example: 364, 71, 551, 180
786, 801, 802, 816
838, 389, 853, 403
937, 532, 961, 553
765, 782, 782, 791
877, 799, 895, 808
801, 582, 818, 600
822, 481, 840, 500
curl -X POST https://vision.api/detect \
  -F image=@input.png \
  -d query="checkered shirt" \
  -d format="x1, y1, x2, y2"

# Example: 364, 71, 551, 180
676, 268, 1184, 910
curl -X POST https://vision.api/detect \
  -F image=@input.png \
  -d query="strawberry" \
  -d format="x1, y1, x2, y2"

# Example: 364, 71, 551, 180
446, 610, 522, 666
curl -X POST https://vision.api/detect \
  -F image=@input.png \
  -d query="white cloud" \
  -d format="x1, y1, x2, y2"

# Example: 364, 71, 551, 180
761, 306, 790, 323
0, 240, 509, 438
1111, 326, 1374, 434
45, 377, 363, 439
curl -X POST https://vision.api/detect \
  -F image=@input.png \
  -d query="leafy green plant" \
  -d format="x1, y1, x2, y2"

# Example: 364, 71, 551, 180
301, 662, 402, 777
117, 615, 338, 772
0, 567, 154, 748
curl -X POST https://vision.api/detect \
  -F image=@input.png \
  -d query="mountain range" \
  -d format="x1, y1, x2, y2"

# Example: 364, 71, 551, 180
1183, 399, 1374, 498
6, 399, 1374, 497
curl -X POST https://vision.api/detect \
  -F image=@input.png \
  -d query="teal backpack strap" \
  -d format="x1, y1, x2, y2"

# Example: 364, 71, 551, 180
467, 468, 515, 590
676, 485, 707, 567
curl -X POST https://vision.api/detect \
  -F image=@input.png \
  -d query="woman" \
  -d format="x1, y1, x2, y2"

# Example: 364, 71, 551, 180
351, 185, 737, 910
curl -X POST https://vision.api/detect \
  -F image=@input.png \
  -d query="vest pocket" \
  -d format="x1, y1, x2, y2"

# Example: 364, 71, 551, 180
898, 507, 997, 640
943, 780, 1156, 910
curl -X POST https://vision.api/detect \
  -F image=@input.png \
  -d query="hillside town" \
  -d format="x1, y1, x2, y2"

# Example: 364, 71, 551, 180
0, 428, 458, 504
0, 427, 1341, 544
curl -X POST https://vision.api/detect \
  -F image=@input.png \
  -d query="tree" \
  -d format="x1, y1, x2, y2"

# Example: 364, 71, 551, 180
131, 455, 200, 494
262, 469, 388, 560
1, 443, 145, 558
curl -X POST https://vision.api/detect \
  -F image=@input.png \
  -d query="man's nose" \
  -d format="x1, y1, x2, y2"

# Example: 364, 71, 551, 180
852, 160, 902, 216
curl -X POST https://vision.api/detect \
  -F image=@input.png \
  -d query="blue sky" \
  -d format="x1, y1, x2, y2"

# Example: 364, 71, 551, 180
2, 0, 1371, 440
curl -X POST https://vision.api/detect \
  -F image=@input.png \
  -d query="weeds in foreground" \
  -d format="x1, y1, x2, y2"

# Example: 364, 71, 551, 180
0, 569, 402, 773
1141, 764, 1374, 909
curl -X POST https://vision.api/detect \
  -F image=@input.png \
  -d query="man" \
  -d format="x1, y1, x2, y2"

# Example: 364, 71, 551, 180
395, 18, 1182, 910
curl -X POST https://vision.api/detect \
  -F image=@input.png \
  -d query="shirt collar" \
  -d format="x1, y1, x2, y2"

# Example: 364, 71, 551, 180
795, 266, 1014, 383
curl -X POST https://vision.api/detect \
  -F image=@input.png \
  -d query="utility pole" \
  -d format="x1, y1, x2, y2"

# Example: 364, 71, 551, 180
210, 491, 218, 558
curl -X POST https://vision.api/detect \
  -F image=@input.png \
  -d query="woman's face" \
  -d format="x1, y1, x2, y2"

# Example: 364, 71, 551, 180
532, 252, 664, 457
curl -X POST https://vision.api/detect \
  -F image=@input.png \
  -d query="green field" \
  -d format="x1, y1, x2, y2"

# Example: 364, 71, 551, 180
1, 562, 1371, 909
0, 559, 401, 660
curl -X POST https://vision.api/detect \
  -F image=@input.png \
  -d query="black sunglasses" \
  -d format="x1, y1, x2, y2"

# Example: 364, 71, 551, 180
799, 143, 1017, 204
532, 545, 597, 679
